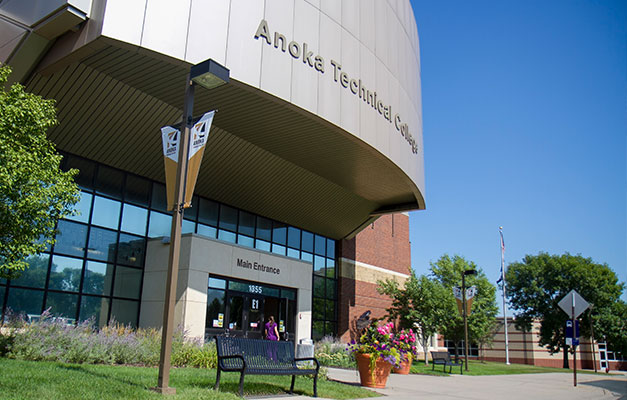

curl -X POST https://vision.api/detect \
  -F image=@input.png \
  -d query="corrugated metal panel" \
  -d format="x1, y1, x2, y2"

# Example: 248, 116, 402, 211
25, 40, 422, 238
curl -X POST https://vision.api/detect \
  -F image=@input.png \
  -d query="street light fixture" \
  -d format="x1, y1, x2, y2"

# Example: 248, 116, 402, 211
462, 269, 476, 372
155, 58, 229, 395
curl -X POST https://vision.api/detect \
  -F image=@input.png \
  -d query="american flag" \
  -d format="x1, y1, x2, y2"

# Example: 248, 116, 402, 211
497, 227, 505, 285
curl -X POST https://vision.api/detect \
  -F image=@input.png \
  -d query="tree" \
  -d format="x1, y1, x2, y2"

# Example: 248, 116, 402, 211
430, 254, 499, 361
506, 252, 625, 368
0, 65, 79, 277
377, 271, 451, 364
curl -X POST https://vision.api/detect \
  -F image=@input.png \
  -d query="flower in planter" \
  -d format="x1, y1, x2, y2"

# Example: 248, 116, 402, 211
346, 322, 402, 373
392, 328, 418, 362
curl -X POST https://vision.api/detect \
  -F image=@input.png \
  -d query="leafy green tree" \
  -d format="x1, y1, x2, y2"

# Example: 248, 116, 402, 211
378, 271, 452, 364
0, 65, 79, 277
506, 252, 625, 367
430, 254, 499, 361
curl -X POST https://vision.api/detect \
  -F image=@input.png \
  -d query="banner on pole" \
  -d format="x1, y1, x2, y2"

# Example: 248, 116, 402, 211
161, 111, 215, 211
454, 286, 477, 316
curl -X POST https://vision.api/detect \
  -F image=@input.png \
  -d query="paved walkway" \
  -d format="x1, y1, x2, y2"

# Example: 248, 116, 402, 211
251, 368, 627, 400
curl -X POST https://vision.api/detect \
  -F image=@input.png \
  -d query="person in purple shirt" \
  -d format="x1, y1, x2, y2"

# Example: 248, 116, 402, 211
265, 316, 279, 341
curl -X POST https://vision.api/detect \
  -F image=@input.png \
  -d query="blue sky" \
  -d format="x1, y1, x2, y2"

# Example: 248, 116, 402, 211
408, 0, 627, 302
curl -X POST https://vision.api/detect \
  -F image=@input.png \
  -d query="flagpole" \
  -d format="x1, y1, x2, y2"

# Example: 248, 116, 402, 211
499, 227, 510, 365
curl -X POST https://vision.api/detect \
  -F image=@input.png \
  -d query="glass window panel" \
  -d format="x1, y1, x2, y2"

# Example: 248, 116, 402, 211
120, 204, 148, 236
148, 211, 171, 238
280, 290, 296, 300
198, 198, 218, 226
208, 277, 226, 289
255, 239, 270, 252
112, 266, 142, 299
218, 205, 237, 232
314, 235, 326, 255
326, 239, 335, 258
197, 224, 217, 239
301, 252, 313, 263
83, 261, 113, 296
326, 299, 336, 320
228, 295, 243, 331
312, 320, 324, 341
238, 211, 255, 236
151, 183, 167, 212
313, 276, 325, 298
325, 321, 337, 337
326, 279, 336, 300
79, 295, 110, 328
271, 244, 285, 256
124, 175, 151, 207
217, 229, 236, 243
94, 165, 123, 199
287, 227, 300, 249
326, 258, 336, 279
301, 231, 314, 253
66, 192, 92, 223
110, 299, 139, 327
272, 222, 286, 245
117, 233, 145, 268
182, 219, 195, 234
10, 254, 49, 289
185, 195, 199, 221
286, 248, 300, 259
313, 298, 325, 320
87, 227, 117, 263
91, 196, 121, 230
237, 235, 254, 248
255, 217, 272, 241
314, 256, 326, 276
205, 289, 226, 330
0, 286, 4, 312
54, 220, 87, 258
45, 291, 78, 321
6, 288, 44, 318
64, 155, 95, 190
48, 255, 83, 292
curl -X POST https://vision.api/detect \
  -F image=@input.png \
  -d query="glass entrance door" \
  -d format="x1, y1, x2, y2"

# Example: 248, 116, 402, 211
226, 293, 265, 338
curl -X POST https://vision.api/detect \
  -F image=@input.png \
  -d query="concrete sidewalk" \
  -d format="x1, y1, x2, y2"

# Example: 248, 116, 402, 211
251, 368, 627, 400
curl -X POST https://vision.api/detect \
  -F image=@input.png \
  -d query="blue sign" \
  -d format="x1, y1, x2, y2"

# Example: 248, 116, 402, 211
565, 320, 580, 346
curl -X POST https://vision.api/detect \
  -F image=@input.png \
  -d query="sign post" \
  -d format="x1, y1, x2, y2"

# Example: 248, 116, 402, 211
558, 290, 589, 387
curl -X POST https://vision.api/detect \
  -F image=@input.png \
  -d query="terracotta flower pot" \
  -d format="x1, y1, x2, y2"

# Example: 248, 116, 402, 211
355, 353, 392, 388
393, 354, 412, 374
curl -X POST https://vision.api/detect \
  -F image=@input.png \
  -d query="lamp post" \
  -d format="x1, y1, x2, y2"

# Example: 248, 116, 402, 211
155, 59, 229, 395
462, 269, 476, 372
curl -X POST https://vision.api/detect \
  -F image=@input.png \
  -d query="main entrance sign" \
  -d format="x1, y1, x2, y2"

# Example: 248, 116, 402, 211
254, 19, 418, 154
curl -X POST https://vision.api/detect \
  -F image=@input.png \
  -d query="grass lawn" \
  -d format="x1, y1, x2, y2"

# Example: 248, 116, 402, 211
0, 358, 378, 400
410, 359, 598, 376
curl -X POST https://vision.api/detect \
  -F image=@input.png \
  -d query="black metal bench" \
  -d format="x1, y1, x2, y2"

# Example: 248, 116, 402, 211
214, 336, 320, 397
430, 351, 463, 374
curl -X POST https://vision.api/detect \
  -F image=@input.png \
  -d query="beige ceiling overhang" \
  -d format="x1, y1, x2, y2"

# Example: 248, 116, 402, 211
27, 37, 425, 239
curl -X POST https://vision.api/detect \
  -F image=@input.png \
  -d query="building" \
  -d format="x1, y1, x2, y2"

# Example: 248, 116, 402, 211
0, 0, 424, 343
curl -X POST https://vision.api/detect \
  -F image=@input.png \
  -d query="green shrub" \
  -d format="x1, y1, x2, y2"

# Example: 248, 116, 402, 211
314, 336, 355, 368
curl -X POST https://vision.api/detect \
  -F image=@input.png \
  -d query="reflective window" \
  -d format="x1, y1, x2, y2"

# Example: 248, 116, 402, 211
113, 266, 142, 299
6, 287, 44, 317
219, 205, 237, 232
301, 231, 314, 253
121, 204, 148, 236
54, 220, 87, 258
198, 198, 218, 226
314, 234, 326, 255
255, 239, 270, 252
287, 227, 300, 249
124, 175, 151, 207
151, 183, 167, 212
217, 229, 236, 243
182, 219, 195, 234
94, 165, 123, 199
208, 277, 226, 289
271, 244, 286, 256
313, 298, 325, 320
87, 227, 117, 263
256, 217, 272, 241
117, 233, 145, 268
237, 235, 254, 248
327, 279, 336, 300
238, 211, 255, 237
91, 196, 121, 230
66, 192, 92, 223
0, 286, 4, 311
197, 224, 217, 239
272, 222, 287, 245
313, 276, 325, 298
83, 261, 113, 296
46, 291, 78, 320
326, 258, 336, 279
301, 252, 313, 263
110, 299, 138, 327
287, 248, 300, 259
148, 211, 171, 238
48, 255, 83, 292
205, 289, 225, 330
64, 155, 95, 190
185, 195, 199, 221
79, 295, 109, 328
326, 238, 335, 258
314, 256, 326, 276
10, 254, 49, 289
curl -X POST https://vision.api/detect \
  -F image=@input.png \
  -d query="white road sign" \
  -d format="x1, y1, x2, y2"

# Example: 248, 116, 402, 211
558, 290, 589, 318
